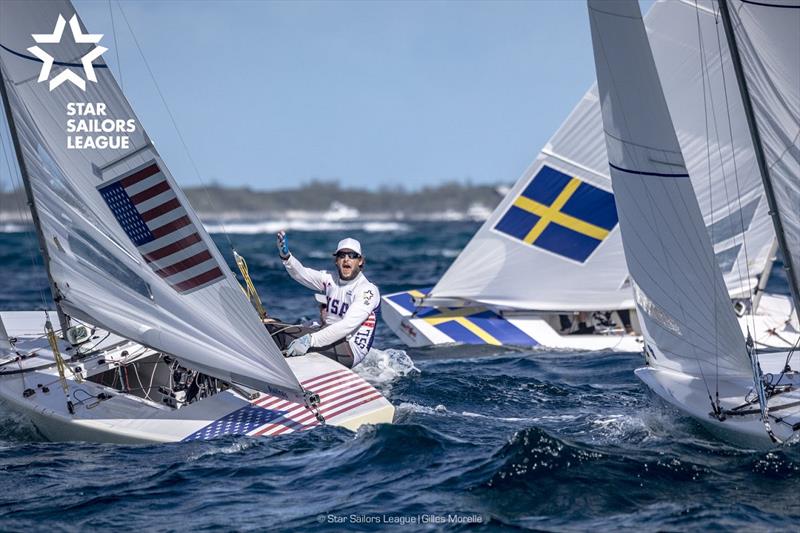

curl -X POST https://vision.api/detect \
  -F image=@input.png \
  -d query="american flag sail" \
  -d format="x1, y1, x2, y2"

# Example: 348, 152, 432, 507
98, 162, 224, 293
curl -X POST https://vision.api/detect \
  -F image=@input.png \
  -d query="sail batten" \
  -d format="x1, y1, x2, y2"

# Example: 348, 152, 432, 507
0, 0, 304, 402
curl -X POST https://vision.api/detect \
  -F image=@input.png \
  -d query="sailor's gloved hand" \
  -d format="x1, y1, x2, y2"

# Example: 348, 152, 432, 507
286, 334, 312, 356
277, 231, 290, 260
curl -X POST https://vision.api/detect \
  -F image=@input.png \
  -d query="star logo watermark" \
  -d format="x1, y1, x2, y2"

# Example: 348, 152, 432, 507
27, 14, 107, 91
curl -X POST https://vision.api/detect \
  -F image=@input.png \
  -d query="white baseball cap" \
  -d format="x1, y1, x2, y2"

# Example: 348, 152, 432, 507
333, 237, 362, 256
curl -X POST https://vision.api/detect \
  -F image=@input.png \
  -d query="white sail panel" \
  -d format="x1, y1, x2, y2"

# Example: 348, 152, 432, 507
428, 0, 775, 311
727, 0, 800, 307
0, 0, 304, 402
589, 0, 749, 376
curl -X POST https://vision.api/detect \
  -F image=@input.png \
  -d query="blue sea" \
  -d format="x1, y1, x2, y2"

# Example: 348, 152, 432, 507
1, 221, 798, 531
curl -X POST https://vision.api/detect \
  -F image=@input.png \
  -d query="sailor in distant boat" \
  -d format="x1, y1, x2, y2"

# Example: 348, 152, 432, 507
275, 232, 379, 368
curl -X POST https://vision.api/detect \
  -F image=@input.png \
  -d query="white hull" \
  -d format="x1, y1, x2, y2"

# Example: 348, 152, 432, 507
636, 353, 800, 450
382, 289, 798, 353
0, 312, 394, 444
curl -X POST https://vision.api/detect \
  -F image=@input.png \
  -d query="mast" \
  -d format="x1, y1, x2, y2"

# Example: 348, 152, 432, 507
0, 67, 70, 334
718, 0, 800, 323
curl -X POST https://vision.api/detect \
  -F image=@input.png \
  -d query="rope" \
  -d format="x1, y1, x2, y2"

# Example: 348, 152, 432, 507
235, 251, 267, 319
45, 314, 75, 414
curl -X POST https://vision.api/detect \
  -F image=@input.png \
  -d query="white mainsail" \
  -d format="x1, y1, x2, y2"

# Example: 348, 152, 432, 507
723, 0, 800, 310
589, 0, 749, 377
0, 0, 305, 402
426, 0, 775, 311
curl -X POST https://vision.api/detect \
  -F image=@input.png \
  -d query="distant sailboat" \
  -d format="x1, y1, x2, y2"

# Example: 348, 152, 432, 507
589, 0, 800, 448
0, 0, 393, 442
382, 0, 799, 353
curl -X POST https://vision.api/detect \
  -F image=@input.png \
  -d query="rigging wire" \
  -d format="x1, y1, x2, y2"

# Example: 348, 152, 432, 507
113, 0, 236, 254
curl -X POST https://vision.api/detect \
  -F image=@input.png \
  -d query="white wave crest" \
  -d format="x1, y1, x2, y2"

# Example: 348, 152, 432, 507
396, 402, 449, 416
355, 348, 419, 389
0, 223, 31, 233
589, 412, 658, 444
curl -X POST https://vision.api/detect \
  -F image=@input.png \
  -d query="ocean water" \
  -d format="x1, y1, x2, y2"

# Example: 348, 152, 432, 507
1, 221, 798, 531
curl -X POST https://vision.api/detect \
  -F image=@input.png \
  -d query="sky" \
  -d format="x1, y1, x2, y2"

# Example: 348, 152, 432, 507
68, 0, 627, 191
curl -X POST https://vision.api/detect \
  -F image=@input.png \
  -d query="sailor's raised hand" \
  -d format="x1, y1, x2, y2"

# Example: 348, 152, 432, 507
277, 231, 290, 260
286, 334, 312, 357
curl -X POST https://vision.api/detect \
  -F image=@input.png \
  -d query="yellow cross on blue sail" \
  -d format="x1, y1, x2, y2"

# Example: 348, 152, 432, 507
494, 165, 618, 263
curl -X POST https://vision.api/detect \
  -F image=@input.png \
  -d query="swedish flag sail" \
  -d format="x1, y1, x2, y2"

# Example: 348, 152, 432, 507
494, 166, 618, 263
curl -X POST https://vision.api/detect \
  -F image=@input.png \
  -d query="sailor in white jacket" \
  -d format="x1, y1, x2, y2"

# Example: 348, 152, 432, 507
278, 232, 380, 367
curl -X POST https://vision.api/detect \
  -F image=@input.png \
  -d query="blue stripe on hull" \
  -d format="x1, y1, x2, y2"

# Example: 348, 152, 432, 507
385, 288, 539, 347
468, 311, 539, 346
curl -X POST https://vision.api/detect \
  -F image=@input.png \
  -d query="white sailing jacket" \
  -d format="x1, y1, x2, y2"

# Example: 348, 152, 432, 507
283, 255, 379, 365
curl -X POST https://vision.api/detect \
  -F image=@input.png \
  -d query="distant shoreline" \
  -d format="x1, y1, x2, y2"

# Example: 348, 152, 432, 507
0, 181, 505, 223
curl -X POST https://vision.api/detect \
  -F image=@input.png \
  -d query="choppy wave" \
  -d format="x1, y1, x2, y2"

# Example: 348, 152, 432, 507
1, 225, 799, 530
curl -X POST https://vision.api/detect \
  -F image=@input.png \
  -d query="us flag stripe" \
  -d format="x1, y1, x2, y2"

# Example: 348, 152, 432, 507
143, 232, 202, 262
120, 163, 159, 187
173, 267, 224, 292
151, 215, 191, 238
253, 373, 358, 409
252, 383, 376, 436
130, 180, 171, 204
259, 388, 382, 437
99, 161, 225, 293
153, 250, 213, 277
141, 198, 181, 222
248, 371, 382, 436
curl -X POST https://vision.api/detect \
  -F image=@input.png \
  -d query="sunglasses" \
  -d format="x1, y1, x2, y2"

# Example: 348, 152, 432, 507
334, 251, 361, 259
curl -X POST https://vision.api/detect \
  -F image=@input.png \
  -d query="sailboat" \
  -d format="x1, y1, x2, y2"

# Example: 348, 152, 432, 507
589, 0, 800, 448
382, 0, 799, 353
0, 0, 393, 443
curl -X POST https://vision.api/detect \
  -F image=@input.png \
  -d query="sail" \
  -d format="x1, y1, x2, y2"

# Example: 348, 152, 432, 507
0, 316, 10, 352
724, 0, 800, 309
427, 0, 775, 311
425, 107, 630, 312
589, 0, 749, 377
0, 0, 304, 402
